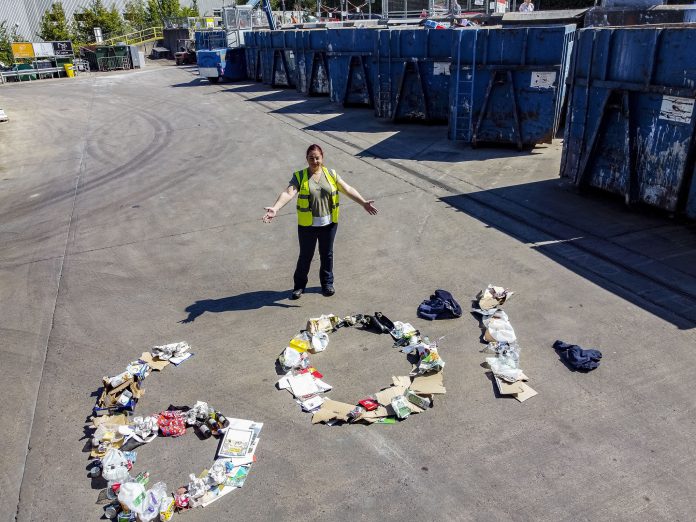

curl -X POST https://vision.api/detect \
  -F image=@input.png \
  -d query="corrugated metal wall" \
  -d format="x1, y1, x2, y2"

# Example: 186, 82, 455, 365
0, 0, 231, 42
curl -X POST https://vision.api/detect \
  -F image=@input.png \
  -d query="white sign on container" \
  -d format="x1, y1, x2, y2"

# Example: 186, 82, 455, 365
433, 62, 450, 76
659, 95, 695, 124
530, 71, 556, 88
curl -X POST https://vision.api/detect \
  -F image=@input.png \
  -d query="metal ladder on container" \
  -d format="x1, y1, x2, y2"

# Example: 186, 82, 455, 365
451, 29, 478, 143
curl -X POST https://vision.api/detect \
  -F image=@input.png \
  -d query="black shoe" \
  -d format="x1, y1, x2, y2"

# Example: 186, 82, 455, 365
322, 285, 335, 297
290, 288, 303, 300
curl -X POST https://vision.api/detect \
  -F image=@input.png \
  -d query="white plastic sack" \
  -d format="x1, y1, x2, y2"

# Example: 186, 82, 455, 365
139, 482, 168, 522
151, 341, 190, 361
486, 356, 523, 382
101, 448, 130, 482
484, 316, 516, 343
279, 347, 309, 370
117, 481, 146, 514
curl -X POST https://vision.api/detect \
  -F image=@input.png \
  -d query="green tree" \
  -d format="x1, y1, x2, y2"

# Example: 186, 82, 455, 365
123, 0, 149, 31
0, 20, 23, 66
37, 2, 75, 41
180, 0, 200, 18
73, 0, 126, 42
146, 0, 182, 26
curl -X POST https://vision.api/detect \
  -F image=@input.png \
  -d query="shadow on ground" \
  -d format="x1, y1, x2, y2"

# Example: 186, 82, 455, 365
179, 289, 303, 323
440, 180, 696, 329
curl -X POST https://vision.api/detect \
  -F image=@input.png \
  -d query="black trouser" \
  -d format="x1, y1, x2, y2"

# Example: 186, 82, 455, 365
293, 223, 338, 290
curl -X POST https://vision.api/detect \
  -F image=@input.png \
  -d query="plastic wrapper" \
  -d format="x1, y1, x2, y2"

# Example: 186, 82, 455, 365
348, 405, 365, 421
184, 401, 212, 425
405, 389, 431, 409
306, 314, 340, 334
157, 411, 186, 437
93, 423, 126, 455
224, 464, 250, 488
391, 395, 411, 419
123, 416, 158, 443
486, 356, 523, 382
151, 341, 190, 361
159, 496, 175, 521
310, 332, 329, 353
101, 449, 130, 482
139, 482, 168, 522
207, 461, 227, 485
187, 474, 208, 499
415, 346, 445, 374
126, 361, 149, 380
289, 332, 311, 352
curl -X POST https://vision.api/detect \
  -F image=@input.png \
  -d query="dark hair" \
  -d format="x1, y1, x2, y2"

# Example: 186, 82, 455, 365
306, 144, 324, 158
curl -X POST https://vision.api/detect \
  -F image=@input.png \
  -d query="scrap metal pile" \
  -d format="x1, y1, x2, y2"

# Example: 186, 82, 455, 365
88, 342, 262, 521
276, 313, 446, 425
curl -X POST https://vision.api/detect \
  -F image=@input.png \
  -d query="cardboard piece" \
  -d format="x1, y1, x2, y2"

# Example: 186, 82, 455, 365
360, 405, 390, 421
375, 385, 408, 407
92, 414, 128, 428
139, 352, 170, 371
410, 372, 446, 395
493, 375, 525, 395
392, 375, 412, 387
514, 382, 538, 403
311, 399, 355, 424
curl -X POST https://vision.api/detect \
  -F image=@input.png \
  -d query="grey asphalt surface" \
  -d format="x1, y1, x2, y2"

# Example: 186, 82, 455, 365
2, 63, 696, 522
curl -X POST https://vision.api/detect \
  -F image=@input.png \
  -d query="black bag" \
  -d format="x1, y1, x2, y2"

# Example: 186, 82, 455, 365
417, 289, 462, 320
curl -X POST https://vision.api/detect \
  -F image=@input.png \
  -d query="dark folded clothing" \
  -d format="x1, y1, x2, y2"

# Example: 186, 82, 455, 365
417, 289, 462, 320
553, 340, 602, 371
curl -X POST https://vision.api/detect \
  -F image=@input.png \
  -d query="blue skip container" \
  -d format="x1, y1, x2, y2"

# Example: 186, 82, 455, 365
295, 29, 330, 96
327, 28, 378, 107
373, 28, 454, 123
448, 24, 576, 149
560, 25, 696, 217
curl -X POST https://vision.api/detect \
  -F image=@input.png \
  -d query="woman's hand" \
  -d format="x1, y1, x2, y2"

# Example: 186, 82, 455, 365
262, 207, 277, 223
362, 200, 378, 215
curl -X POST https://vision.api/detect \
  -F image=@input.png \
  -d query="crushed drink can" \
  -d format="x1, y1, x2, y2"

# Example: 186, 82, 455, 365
405, 389, 431, 409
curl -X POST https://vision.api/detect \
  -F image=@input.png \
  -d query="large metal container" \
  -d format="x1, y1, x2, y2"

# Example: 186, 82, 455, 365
373, 28, 453, 123
449, 24, 576, 149
560, 26, 696, 218
197, 48, 227, 82
243, 31, 262, 81
259, 30, 297, 88
295, 29, 329, 96
223, 48, 247, 81
327, 28, 378, 107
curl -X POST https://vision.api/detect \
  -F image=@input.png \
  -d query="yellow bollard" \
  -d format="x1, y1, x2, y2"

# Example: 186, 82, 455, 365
63, 63, 75, 78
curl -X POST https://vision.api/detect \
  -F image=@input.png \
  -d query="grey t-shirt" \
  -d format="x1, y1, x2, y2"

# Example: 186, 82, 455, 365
290, 169, 342, 221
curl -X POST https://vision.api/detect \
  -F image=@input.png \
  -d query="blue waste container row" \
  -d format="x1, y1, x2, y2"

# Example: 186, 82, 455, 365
560, 25, 696, 218
295, 29, 330, 96
449, 24, 576, 149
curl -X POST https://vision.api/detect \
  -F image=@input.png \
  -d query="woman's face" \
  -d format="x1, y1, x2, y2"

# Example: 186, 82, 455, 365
307, 150, 323, 170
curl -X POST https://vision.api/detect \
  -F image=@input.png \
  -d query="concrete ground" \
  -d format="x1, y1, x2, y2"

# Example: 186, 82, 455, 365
2, 63, 696, 522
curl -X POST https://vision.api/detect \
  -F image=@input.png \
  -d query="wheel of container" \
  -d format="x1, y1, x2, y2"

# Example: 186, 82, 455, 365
208, 77, 219, 83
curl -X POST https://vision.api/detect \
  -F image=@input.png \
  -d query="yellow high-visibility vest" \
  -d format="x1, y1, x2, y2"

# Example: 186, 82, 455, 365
295, 167, 340, 226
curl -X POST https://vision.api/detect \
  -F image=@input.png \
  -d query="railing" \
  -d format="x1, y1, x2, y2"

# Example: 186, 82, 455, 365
102, 26, 163, 46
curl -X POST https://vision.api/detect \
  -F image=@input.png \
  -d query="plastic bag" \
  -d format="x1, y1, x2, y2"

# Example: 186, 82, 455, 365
139, 482, 168, 522
117, 480, 146, 513
101, 448, 130, 482
486, 356, 523, 382
207, 461, 227, 485
279, 347, 309, 370
483, 313, 516, 343
310, 332, 329, 353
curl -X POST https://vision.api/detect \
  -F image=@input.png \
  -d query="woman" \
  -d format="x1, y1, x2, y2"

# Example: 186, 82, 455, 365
262, 144, 378, 299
